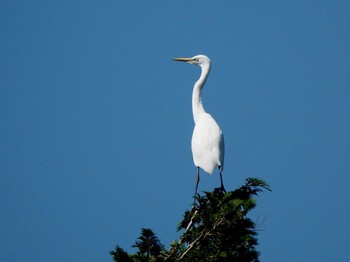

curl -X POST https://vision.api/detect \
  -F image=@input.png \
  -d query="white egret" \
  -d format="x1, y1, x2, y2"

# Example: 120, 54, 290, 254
173, 55, 225, 199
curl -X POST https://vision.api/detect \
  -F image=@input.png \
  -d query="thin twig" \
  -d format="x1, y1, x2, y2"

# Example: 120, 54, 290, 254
179, 209, 198, 244
178, 218, 224, 261
164, 209, 199, 261
179, 230, 205, 260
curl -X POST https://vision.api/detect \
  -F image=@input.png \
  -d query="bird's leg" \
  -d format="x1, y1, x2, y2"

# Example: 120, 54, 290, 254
193, 167, 200, 207
219, 169, 226, 193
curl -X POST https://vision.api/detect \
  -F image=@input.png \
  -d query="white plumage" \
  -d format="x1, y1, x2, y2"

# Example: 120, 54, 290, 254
173, 54, 225, 196
192, 112, 224, 174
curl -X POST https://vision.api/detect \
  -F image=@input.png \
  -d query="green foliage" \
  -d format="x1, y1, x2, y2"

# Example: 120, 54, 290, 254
110, 178, 270, 262
110, 245, 132, 262
110, 228, 164, 262
132, 228, 164, 262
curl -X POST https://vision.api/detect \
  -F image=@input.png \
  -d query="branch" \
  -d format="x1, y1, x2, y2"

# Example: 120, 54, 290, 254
179, 209, 198, 244
164, 209, 198, 261
178, 229, 205, 260
178, 218, 224, 261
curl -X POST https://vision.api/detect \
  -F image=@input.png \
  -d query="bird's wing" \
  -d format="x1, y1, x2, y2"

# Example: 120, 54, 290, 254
191, 113, 224, 173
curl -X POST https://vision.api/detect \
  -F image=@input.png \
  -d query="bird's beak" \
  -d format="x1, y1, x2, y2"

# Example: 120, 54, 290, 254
173, 57, 192, 62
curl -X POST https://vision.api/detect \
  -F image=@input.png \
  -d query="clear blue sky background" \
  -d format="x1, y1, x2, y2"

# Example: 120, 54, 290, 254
1, 1, 350, 261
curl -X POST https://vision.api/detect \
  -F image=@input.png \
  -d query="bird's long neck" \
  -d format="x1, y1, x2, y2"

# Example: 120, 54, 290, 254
192, 64, 210, 124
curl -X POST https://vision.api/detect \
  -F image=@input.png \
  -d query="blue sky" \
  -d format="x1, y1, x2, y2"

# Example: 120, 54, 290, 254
1, 1, 350, 261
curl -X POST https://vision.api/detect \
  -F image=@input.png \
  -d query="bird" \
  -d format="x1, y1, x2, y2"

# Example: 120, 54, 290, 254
173, 54, 225, 200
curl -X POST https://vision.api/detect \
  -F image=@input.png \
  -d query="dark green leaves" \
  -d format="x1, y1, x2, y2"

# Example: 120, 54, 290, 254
110, 178, 270, 262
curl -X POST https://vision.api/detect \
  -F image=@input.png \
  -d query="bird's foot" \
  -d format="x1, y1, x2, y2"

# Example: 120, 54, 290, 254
192, 194, 199, 210
214, 185, 226, 194
213, 186, 226, 206
220, 185, 226, 193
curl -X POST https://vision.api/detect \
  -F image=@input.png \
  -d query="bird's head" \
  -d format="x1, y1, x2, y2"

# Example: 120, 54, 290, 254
173, 54, 211, 68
